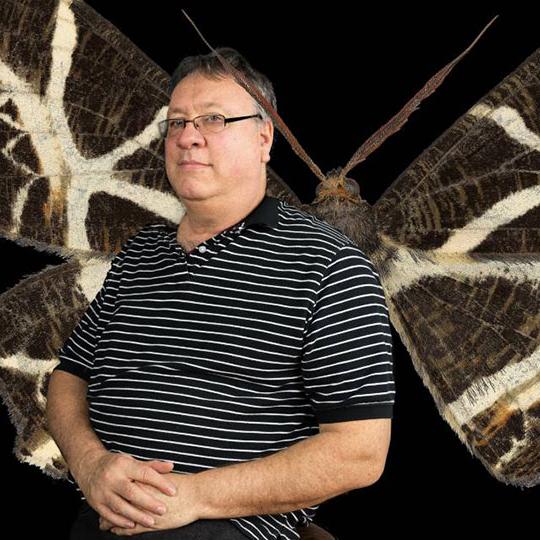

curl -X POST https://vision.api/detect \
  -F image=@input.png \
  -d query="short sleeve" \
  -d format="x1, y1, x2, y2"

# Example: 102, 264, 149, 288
301, 244, 395, 423
53, 231, 141, 382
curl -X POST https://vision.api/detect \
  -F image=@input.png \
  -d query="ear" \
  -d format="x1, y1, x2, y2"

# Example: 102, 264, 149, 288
259, 117, 274, 164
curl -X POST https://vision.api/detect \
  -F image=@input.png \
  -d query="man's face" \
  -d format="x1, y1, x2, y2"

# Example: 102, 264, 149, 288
164, 72, 273, 204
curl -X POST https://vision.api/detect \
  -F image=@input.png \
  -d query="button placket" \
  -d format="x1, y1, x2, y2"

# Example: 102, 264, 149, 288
165, 220, 247, 281
164, 230, 191, 280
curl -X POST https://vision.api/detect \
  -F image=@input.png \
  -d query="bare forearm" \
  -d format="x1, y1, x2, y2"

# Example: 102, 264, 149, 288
46, 369, 106, 480
178, 432, 380, 519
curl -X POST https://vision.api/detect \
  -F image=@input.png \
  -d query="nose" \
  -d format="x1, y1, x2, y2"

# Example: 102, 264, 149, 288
172, 120, 205, 148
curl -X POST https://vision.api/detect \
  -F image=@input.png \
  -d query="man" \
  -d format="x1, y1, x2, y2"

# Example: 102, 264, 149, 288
47, 48, 395, 540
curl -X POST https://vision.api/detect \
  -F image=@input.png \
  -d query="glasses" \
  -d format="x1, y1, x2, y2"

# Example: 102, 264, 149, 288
158, 113, 262, 138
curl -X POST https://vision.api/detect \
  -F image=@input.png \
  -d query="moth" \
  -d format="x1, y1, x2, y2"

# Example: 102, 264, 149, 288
0, 1, 538, 538
184, 11, 540, 494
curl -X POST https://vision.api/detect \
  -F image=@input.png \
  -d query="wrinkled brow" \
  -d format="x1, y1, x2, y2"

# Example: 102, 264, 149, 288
168, 101, 228, 115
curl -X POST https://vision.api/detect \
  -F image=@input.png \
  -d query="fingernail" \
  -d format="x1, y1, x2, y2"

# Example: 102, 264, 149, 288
168, 486, 177, 495
145, 517, 155, 526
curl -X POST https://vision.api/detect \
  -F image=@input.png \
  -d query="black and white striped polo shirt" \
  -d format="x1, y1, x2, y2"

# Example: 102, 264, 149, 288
54, 194, 395, 540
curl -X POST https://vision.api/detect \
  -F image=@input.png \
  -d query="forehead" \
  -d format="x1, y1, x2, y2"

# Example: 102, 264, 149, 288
168, 73, 255, 115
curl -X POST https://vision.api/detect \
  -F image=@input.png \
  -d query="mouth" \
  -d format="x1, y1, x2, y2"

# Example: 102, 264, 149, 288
179, 161, 210, 169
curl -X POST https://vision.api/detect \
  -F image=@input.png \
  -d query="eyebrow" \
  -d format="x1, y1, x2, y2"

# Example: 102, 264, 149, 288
168, 102, 227, 115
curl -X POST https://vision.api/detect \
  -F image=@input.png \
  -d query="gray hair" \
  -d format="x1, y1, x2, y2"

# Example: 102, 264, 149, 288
168, 47, 277, 134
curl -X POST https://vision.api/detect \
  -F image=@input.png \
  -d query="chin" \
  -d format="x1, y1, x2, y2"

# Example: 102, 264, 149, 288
176, 186, 219, 202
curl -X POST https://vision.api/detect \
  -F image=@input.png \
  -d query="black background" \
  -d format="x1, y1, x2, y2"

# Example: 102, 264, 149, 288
1, 3, 538, 538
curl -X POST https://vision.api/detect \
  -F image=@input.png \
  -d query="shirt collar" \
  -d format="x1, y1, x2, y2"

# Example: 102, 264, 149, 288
159, 194, 280, 235
242, 194, 280, 229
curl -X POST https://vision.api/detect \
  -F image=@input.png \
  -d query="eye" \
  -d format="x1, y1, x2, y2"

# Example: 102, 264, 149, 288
204, 114, 223, 123
169, 119, 185, 128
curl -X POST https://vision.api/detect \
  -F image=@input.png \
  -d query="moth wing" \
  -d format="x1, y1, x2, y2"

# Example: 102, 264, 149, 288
0, 257, 112, 477
373, 47, 540, 487
0, 0, 299, 478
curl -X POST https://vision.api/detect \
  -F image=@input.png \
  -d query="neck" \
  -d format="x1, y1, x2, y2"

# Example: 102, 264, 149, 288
178, 186, 266, 242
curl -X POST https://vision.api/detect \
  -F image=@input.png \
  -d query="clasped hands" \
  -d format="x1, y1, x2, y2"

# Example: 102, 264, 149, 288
75, 450, 201, 536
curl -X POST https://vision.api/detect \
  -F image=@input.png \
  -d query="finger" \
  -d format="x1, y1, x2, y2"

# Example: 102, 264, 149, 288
111, 523, 154, 536
106, 492, 164, 529
111, 528, 129, 536
99, 516, 114, 531
111, 528, 130, 536
130, 461, 178, 497
148, 460, 175, 472
97, 498, 139, 529
97, 502, 136, 530
133, 479, 169, 507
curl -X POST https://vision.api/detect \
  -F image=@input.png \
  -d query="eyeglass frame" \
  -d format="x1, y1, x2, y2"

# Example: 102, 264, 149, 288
158, 113, 263, 138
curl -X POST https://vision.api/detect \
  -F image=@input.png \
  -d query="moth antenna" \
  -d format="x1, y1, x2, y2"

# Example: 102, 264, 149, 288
180, 9, 326, 183
341, 15, 500, 177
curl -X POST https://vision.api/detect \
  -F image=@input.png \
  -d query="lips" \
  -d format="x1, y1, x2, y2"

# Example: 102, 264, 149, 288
179, 160, 209, 166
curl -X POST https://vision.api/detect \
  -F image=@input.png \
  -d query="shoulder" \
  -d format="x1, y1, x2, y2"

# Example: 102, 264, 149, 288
130, 223, 174, 243
278, 199, 363, 255
277, 201, 383, 284
112, 223, 174, 260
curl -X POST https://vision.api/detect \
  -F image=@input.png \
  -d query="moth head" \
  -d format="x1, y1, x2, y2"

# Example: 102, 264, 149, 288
313, 167, 362, 205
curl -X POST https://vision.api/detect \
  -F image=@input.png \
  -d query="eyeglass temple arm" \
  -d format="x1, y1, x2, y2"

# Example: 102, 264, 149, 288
181, 10, 499, 183
180, 9, 326, 184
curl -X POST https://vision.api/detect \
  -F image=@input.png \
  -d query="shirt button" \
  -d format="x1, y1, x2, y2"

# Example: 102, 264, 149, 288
198, 245, 207, 253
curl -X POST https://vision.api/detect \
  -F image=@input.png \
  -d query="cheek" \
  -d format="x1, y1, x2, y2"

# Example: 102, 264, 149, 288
218, 136, 260, 174
164, 140, 176, 160
164, 143, 173, 170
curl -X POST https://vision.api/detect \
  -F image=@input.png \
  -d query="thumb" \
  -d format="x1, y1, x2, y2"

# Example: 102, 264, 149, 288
147, 460, 175, 472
